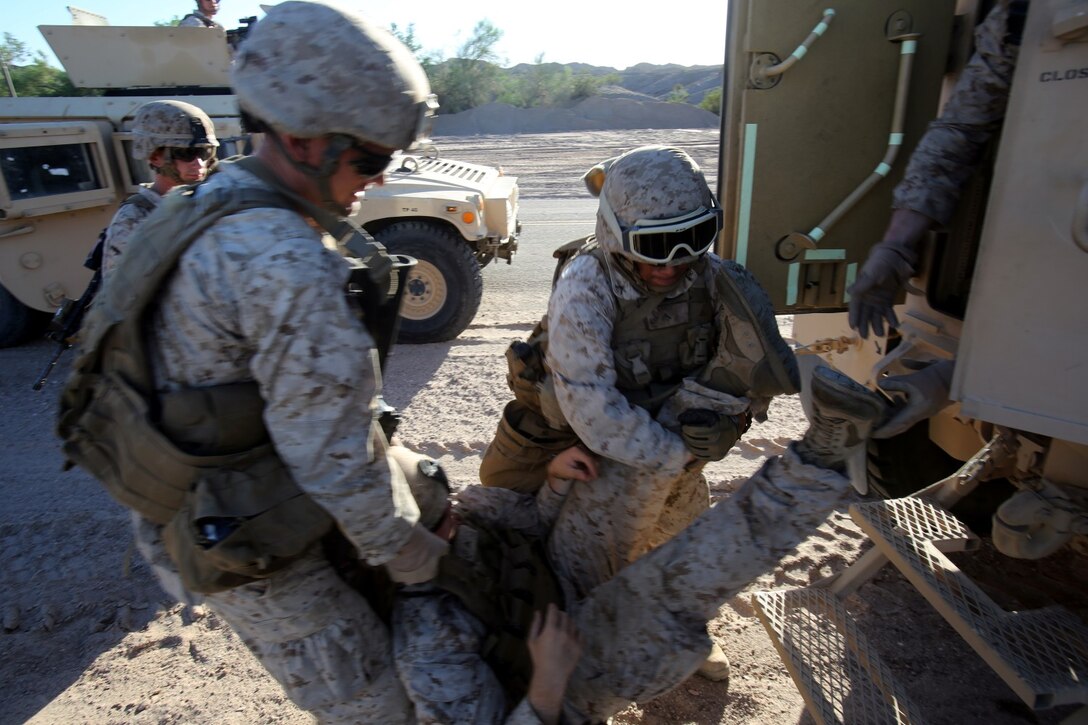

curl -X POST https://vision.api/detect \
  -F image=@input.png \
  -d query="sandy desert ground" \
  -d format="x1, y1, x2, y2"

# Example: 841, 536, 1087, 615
1, 129, 1085, 725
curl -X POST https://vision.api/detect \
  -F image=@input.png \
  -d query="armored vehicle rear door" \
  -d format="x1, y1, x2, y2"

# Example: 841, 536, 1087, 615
952, 2, 1088, 445
717, 0, 957, 312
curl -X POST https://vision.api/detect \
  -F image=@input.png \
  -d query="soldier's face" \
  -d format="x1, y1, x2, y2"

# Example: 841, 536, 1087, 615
198, 0, 218, 16
149, 148, 210, 186
328, 143, 391, 214
636, 261, 689, 291
175, 156, 210, 183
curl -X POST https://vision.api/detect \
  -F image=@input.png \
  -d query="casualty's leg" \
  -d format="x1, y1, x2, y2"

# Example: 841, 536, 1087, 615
562, 365, 884, 720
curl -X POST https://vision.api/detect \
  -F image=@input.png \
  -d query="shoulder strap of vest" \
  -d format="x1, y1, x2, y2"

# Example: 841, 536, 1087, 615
234, 156, 394, 283
234, 157, 404, 371
551, 235, 596, 288
180, 11, 215, 27
120, 190, 157, 215
73, 167, 293, 401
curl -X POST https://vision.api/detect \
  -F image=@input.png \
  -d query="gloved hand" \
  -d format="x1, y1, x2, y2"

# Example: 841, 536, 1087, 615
847, 243, 917, 339
678, 408, 747, 462
385, 525, 449, 585
872, 359, 956, 439
848, 210, 932, 338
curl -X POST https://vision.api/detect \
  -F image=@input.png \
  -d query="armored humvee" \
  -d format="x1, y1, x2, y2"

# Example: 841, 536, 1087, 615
718, 0, 1087, 721
0, 19, 520, 347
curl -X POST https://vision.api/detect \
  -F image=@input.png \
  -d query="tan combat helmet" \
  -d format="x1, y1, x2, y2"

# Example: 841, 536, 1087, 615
594, 146, 722, 269
230, 0, 435, 152
130, 100, 219, 161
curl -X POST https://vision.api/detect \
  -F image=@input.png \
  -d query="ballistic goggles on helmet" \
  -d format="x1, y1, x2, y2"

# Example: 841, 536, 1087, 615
599, 193, 723, 265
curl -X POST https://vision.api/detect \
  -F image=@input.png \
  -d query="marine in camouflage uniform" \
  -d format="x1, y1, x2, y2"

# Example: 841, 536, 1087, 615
891, 0, 1021, 224
63, 3, 444, 721
848, 0, 1024, 339
540, 147, 799, 600
100, 100, 218, 278
394, 365, 887, 724
179, 0, 224, 29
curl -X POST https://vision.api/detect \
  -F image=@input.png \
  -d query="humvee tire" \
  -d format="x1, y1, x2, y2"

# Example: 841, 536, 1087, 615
0, 284, 44, 348
375, 221, 483, 344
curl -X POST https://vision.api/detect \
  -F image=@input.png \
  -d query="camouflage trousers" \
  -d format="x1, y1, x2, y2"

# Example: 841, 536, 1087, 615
131, 514, 413, 724
546, 461, 709, 601
562, 446, 849, 720
393, 446, 850, 723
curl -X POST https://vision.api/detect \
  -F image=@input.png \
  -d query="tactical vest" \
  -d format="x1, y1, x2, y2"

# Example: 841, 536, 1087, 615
180, 11, 218, 27
117, 190, 158, 220
433, 511, 564, 705
85, 191, 157, 272
483, 236, 800, 491
57, 158, 400, 593
511, 240, 716, 425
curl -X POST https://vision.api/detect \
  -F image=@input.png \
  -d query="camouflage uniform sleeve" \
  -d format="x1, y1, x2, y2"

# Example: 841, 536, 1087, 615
101, 201, 155, 278
891, 1, 1018, 225
149, 176, 419, 565
534, 481, 567, 530
546, 257, 690, 475
392, 589, 511, 723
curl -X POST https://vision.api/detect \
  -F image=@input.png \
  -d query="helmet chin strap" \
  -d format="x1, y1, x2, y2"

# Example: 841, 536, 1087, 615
269, 132, 354, 216
154, 160, 186, 185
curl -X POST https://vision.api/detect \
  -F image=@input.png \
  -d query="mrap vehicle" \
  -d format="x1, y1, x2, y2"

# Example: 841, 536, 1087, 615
717, 0, 1087, 722
0, 16, 520, 346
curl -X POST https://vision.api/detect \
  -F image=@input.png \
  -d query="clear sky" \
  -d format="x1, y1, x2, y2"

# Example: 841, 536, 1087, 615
5, 1, 729, 72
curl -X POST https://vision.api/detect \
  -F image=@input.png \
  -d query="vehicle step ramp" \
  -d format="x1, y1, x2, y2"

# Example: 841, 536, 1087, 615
851, 497, 1088, 711
754, 586, 929, 725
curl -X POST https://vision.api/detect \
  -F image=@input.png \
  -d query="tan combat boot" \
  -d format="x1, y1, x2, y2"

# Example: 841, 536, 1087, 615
696, 641, 731, 684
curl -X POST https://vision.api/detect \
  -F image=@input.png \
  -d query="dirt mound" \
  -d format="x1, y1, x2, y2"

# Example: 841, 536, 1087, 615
433, 96, 718, 136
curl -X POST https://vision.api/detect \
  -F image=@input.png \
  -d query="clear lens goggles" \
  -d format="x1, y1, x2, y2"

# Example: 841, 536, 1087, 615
600, 194, 722, 265
169, 146, 216, 163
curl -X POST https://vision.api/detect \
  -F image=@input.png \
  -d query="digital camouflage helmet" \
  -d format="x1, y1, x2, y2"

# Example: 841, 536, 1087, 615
230, 0, 435, 151
587, 146, 722, 269
131, 100, 219, 161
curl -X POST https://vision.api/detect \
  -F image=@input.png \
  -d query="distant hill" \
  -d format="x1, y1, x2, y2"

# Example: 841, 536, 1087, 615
504, 61, 724, 105
432, 61, 724, 136
433, 95, 719, 136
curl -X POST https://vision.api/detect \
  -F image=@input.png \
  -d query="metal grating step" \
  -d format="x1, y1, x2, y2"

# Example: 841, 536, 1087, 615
754, 587, 928, 725
851, 498, 1088, 710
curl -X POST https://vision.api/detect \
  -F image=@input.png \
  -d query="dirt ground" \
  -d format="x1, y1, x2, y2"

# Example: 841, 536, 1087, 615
1, 129, 1085, 725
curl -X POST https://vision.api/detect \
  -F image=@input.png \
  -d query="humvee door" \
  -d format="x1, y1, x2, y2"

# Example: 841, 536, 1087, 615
717, 0, 956, 312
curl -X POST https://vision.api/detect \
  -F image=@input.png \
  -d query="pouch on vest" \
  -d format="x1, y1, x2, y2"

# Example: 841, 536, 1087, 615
67, 370, 281, 525
480, 400, 578, 493
163, 452, 334, 593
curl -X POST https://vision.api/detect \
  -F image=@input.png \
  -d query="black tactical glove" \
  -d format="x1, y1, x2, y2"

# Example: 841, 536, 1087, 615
846, 244, 916, 339
678, 408, 749, 462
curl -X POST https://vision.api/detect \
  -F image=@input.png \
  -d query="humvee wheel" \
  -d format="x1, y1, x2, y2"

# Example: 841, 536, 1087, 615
374, 221, 483, 344
0, 284, 44, 348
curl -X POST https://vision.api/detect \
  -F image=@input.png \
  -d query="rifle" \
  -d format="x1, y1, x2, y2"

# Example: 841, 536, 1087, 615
32, 239, 103, 391
226, 16, 258, 52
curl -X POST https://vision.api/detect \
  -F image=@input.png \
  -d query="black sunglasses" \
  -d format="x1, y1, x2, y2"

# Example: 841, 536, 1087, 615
170, 147, 216, 163
348, 145, 395, 178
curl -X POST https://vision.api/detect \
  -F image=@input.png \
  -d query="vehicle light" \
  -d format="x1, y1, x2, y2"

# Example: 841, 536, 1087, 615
445, 206, 458, 213
462, 211, 476, 224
